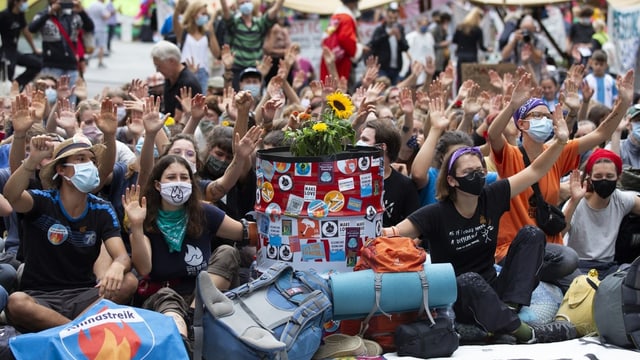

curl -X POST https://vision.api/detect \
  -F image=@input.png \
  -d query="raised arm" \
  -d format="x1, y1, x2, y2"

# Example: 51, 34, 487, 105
487, 73, 533, 154
577, 70, 635, 154
137, 96, 165, 187
9, 94, 35, 173
507, 103, 569, 197
561, 169, 586, 235
122, 185, 152, 276
267, 0, 285, 21
94, 98, 118, 189
220, 0, 231, 21
411, 96, 450, 189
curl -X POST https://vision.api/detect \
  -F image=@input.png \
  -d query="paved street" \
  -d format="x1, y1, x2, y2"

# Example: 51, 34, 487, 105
82, 39, 157, 98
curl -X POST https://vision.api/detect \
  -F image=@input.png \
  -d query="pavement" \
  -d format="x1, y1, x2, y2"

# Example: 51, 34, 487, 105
83, 39, 157, 99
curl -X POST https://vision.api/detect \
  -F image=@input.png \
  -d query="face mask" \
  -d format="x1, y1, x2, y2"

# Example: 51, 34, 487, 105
82, 125, 103, 145
581, 17, 591, 25
20, 2, 28, 12
196, 15, 209, 27
355, 140, 371, 147
590, 179, 617, 198
187, 160, 197, 174
524, 117, 553, 143
159, 182, 192, 206
239, 2, 254, 15
406, 135, 419, 150
204, 156, 230, 180
116, 106, 126, 122
420, 25, 428, 34
45, 88, 57, 104
62, 161, 101, 193
454, 170, 486, 196
242, 83, 261, 98
632, 122, 640, 143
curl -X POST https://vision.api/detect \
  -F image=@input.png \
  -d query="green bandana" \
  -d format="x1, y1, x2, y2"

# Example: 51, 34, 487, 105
157, 208, 187, 253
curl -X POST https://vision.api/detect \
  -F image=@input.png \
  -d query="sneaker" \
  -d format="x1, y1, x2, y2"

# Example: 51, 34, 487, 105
529, 320, 578, 343
98, 63, 106, 68
455, 322, 490, 345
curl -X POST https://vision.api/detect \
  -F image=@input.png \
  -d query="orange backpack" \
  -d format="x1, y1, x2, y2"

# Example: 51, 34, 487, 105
355, 236, 427, 273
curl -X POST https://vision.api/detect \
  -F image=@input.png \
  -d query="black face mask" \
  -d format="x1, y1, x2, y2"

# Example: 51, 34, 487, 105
454, 170, 486, 196
591, 179, 617, 199
204, 156, 230, 180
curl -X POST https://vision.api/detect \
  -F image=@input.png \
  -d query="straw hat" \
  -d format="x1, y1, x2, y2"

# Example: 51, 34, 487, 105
39, 135, 106, 189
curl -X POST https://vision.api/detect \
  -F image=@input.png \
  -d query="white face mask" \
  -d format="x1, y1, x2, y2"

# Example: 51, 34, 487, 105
187, 160, 197, 174
159, 182, 192, 206
356, 140, 371, 147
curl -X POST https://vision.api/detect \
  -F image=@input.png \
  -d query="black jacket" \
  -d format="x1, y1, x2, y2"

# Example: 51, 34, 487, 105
368, 21, 409, 71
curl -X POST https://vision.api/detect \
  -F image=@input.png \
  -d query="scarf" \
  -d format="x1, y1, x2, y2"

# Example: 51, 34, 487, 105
157, 208, 187, 253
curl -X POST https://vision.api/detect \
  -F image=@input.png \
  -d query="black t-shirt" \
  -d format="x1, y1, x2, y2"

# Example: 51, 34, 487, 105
383, 168, 419, 227
407, 179, 511, 281
569, 23, 595, 44
20, 190, 121, 291
0, 9, 26, 53
146, 203, 225, 295
163, 66, 202, 116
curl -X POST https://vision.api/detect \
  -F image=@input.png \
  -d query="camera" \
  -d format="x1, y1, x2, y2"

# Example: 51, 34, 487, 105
521, 30, 532, 43
60, 0, 74, 10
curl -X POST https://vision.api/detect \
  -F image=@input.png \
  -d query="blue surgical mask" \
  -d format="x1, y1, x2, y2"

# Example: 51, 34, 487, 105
420, 25, 428, 34
524, 117, 553, 143
116, 106, 126, 122
196, 15, 209, 27
242, 83, 261, 98
62, 161, 101, 193
20, 2, 28, 12
45, 88, 57, 104
239, 2, 254, 15
632, 122, 640, 143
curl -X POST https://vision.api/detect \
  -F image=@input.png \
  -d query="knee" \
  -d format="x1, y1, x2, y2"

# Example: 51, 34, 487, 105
456, 272, 485, 289
6, 292, 33, 320
112, 272, 139, 305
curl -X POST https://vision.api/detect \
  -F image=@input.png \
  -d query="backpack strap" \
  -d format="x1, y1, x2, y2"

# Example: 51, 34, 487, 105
359, 273, 391, 336
279, 290, 332, 350
418, 271, 436, 326
194, 271, 235, 360
227, 262, 292, 299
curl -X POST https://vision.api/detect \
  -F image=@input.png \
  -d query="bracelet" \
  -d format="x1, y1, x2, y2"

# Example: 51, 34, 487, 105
13, 134, 26, 140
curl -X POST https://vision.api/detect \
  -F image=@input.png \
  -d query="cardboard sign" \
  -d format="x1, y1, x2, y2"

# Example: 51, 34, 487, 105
461, 63, 517, 91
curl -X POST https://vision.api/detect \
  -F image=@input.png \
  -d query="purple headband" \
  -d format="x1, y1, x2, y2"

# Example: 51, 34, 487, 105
448, 146, 483, 174
513, 98, 547, 124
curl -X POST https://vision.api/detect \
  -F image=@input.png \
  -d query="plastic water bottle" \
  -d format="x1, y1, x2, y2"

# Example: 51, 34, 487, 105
249, 259, 258, 281
435, 305, 456, 325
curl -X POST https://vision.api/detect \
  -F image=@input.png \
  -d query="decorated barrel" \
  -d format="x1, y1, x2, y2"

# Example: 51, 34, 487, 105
254, 146, 385, 273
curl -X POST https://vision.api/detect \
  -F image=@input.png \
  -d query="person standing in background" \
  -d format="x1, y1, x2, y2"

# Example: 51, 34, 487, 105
367, 2, 408, 85
0, 0, 42, 88
105, 0, 118, 55
87, 0, 110, 68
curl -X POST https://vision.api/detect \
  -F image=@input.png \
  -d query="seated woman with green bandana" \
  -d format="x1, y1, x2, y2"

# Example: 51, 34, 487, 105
123, 154, 257, 348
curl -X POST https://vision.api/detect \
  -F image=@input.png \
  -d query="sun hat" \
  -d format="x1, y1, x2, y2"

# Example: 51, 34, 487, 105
39, 135, 105, 189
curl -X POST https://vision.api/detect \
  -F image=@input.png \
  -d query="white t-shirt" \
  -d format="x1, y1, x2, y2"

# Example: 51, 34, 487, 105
565, 189, 637, 262
180, 33, 211, 73
87, 1, 109, 32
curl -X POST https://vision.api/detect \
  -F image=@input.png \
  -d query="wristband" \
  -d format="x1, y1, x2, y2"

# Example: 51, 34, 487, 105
240, 218, 258, 247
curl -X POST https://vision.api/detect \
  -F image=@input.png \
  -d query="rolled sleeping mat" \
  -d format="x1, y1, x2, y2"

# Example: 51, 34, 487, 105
330, 263, 457, 320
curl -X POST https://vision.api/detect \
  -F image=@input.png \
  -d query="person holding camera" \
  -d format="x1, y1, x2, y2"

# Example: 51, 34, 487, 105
29, 0, 94, 96
500, 16, 545, 83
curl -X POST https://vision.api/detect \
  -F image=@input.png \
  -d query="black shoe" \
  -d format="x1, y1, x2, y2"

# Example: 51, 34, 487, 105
491, 333, 517, 345
456, 322, 490, 345
529, 321, 578, 343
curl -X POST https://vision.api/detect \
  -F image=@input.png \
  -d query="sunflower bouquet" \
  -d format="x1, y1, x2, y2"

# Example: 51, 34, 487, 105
285, 92, 357, 157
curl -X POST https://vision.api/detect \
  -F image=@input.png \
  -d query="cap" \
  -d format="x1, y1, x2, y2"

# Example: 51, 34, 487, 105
207, 76, 224, 89
627, 104, 640, 120
39, 135, 106, 189
240, 67, 262, 82
146, 72, 165, 88
388, 2, 399, 11
585, 148, 622, 176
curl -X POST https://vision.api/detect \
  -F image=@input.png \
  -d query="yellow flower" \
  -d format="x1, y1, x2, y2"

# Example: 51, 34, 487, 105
222, 120, 230, 127
326, 92, 354, 119
312, 122, 328, 132
164, 116, 175, 127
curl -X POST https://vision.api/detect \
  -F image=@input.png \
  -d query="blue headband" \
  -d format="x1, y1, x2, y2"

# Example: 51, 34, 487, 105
513, 98, 547, 124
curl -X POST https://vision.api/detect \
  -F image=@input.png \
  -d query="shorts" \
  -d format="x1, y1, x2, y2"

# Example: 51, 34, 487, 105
207, 244, 240, 288
142, 287, 192, 319
94, 31, 108, 49
24, 287, 100, 320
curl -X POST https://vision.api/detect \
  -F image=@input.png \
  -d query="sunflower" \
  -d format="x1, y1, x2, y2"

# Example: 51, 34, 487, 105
312, 122, 328, 132
326, 92, 355, 119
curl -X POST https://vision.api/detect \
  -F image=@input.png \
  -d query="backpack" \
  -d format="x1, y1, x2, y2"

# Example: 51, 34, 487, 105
593, 256, 640, 348
354, 236, 427, 273
193, 262, 333, 360
555, 271, 600, 336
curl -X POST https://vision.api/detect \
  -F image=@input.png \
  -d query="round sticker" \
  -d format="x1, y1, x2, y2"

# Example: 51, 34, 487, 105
278, 175, 293, 191
322, 221, 338, 237
266, 203, 282, 222
337, 159, 357, 175
365, 205, 377, 221
296, 162, 311, 176
261, 182, 275, 202
348, 236, 359, 248
275, 162, 291, 173
47, 223, 68, 245
324, 190, 345, 213
256, 188, 261, 205
358, 156, 370, 171
267, 244, 278, 259
307, 200, 329, 219
279, 245, 293, 261
375, 220, 382, 236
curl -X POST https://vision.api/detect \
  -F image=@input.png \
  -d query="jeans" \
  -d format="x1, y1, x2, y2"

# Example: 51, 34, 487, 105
40, 67, 79, 104
556, 259, 618, 291
539, 243, 579, 284
2, 51, 42, 87
195, 67, 209, 96
455, 225, 546, 333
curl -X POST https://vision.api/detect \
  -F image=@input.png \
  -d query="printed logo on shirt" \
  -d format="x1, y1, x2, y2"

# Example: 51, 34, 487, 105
47, 223, 69, 245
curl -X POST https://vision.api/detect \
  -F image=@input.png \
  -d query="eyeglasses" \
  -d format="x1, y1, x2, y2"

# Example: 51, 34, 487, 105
448, 146, 483, 174
524, 112, 551, 119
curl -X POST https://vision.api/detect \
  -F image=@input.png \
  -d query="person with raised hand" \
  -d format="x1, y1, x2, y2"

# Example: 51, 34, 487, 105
487, 70, 635, 284
384, 104, 578, 344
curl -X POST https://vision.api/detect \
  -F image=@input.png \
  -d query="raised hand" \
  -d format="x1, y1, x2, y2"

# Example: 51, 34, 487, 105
509, 73, 533, 108
457, 80, 475, 100
411, 60, 425, 78
580, 80, 594, 102
123, 185, 147, 226
30, 90, 46, 121
57, 75, 74, 100
562, 78, 581, 113
291, 70, 306, 91
130, 79, 148, 100
479, 91, 492, 113
309, 80, 323, 98
488, 69, 502, 92
185, 57, 199, 73
617, 69, 635, 104
266, 75, 284, 100
55, 98, 76, 130
415, 89, 430, 112
235, 125, 262, 160
28, 135, 55, 164
142, 96, 164, 134
337, 76, 348, 93
490, 94, 503, 114
9, 81, 19, 99
424, 56, 436, 77
261, 98, 283, 123
365, 82, 385, 103
439, 63, 454, 89
74, 77, 87, 100
95, 97, 118, 136
191, 93, 207, 121
322, 75, 337, 97
552, 102, 569, 143
429, 96, 450, 131
428, 78, 444, 103
256, 55, 273, 78
175, 86, 193, 114
221, 44, 235, 70
462, 83, 481, 115
362, 55, 380, 87
234, 90, 255, 116
399, 88, 414, 115
11, 94, 35, 134
568, 169, 586, 201
220, 86, 237, 120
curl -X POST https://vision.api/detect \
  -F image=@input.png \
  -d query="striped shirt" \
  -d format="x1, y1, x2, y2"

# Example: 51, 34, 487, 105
225, 13, 275, 69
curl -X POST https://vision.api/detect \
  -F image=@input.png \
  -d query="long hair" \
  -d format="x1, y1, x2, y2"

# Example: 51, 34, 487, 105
436, 147, 485, 202
458, 7, 483, 34
434, 130, 474, 168
142, 155, 205, 238
182, 0, 209, 34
